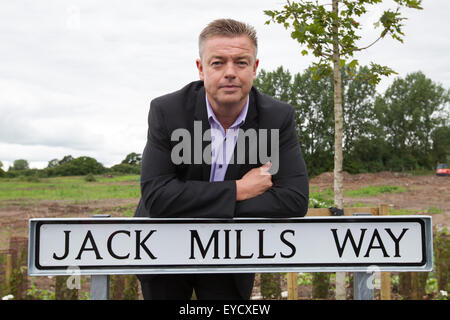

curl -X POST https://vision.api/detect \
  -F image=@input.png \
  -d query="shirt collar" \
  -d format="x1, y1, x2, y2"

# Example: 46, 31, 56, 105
205, 94, 249, 129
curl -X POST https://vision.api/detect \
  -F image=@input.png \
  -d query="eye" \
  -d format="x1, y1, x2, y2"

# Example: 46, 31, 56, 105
237, 61, 249, 66
211, 61, 222, 66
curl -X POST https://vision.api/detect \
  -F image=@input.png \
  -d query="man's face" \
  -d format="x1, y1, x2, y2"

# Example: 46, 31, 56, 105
196, 35, 259, 108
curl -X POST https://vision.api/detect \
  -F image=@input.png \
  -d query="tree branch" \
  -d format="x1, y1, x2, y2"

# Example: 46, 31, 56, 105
355, 34, 383, 51
341, 34, 383, 56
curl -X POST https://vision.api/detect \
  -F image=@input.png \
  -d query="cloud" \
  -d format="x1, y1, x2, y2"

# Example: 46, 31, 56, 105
0, 0, 449, 170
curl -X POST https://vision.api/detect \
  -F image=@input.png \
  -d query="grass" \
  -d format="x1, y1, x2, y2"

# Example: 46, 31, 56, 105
0, 175, 140, 202
0, 176, 411, 213
308, 185, 407, 208
345, 185, 407, 197
309, 189, 334, 208
385, 207, 443, 216
346, 201, 372, 207
427, 206, 444, 215
389, 208, 422, 215
91, 203, 138, 217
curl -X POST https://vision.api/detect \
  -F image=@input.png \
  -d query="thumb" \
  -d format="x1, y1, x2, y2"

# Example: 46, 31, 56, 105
262, 161, 272, 168
260, 162, 272, 175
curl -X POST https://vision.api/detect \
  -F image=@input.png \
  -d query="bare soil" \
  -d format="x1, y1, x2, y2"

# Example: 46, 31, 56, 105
310, 171, 449, 228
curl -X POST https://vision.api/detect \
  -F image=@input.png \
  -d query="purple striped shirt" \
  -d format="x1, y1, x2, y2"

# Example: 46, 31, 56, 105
206, 95, 249, 182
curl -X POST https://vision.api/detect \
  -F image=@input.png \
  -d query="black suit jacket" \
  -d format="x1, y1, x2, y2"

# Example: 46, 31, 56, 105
134, 81, 309, 298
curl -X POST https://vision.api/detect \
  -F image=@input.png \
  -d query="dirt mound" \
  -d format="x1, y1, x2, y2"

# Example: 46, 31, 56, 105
310, 171, 334, 184
345, 171, 410, 184
310, 171, 410, 185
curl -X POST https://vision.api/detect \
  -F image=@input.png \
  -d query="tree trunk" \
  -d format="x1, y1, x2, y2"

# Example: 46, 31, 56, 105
332, 0, 344, 210
332, 0, 345, 301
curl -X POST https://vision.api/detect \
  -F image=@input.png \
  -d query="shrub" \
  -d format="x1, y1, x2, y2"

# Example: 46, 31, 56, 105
434, 227, 449, 292
312, 273, 330, 299
123, 275, 139, 300
260, 273, 282, 299
84, 174, 97, 182
109, 163, 140, 175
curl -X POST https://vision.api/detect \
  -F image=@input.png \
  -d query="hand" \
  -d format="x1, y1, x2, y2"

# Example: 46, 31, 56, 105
236, 162, 273, 201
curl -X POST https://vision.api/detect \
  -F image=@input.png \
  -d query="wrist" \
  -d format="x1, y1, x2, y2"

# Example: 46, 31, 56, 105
235, 179, 246, 201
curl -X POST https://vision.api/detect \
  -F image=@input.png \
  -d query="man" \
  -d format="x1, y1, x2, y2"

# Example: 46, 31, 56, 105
134, 19, 309, 300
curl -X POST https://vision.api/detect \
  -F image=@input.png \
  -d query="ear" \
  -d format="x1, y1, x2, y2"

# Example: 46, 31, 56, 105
253, 58, 259, 80
196, 59, 204, 81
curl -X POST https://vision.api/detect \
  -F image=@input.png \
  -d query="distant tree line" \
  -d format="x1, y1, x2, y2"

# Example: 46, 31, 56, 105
1, 67, 449, 179
0, 152, 142, 179
254, 66, 450, 177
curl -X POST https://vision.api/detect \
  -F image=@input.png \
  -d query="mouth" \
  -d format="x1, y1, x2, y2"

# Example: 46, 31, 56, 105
220, 85, 241, 90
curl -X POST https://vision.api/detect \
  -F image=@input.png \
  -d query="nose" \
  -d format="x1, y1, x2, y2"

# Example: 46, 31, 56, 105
224, 61, 237, 79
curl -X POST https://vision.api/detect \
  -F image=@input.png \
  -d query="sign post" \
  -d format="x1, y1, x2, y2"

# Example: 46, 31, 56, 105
90, 274, 109, 300
28, 216, 433, 299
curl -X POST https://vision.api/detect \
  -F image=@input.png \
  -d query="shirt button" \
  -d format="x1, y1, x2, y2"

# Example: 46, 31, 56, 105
219, 165, 222, 168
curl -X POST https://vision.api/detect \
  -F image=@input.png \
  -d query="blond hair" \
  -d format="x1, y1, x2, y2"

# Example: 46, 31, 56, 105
198, 19, 258, 59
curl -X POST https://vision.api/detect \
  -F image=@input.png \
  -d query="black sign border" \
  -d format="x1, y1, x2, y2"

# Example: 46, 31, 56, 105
33, 217, 427, 271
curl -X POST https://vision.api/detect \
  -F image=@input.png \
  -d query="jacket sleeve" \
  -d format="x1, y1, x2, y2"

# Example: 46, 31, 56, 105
234, 107, 309, 218
138, 100, 237, 218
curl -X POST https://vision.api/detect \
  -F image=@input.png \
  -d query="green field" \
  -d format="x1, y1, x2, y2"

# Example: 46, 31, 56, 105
0, 175, 141, 202
0, 175, 411, 215
0, 176, 409, 207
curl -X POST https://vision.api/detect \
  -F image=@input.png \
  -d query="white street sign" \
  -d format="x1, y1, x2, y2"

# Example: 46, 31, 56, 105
28, 216, 433, 276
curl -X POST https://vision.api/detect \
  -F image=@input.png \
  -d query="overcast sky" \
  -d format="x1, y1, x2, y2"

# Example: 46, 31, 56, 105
0, 0, 449, 170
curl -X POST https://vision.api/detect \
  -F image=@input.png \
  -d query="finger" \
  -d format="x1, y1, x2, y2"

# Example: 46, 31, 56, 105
260, 162, 271, 172
262, 161, 272, 168
260, 163, 272, 176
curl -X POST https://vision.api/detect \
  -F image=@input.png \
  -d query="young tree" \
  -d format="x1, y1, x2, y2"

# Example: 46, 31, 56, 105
265, 0, 422, 210
265, 0, 422, 299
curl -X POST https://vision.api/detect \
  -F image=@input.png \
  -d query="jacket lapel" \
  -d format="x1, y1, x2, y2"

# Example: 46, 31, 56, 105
193, 87, 212, 181
224, 90, 259, 180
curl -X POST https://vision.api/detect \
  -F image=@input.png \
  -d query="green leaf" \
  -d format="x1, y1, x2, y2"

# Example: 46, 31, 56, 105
301, 49, 308, 56
348, 59, 359, 70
